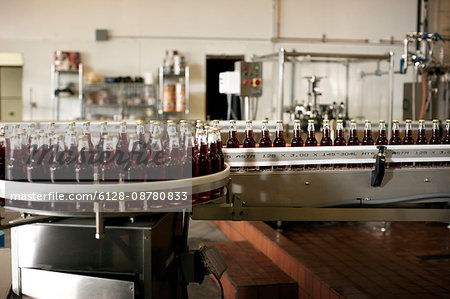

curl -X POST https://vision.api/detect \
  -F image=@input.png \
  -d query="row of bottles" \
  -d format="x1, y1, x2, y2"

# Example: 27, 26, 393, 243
225, 119, 450, 148
224, 119, 450, 170
0, 121, 226, 190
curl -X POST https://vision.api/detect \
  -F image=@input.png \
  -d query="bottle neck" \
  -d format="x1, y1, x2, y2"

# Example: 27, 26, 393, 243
307, 123, 315, 138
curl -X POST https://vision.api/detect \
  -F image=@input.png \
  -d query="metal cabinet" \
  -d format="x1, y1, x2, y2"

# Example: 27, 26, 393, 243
0, 66, 22, 121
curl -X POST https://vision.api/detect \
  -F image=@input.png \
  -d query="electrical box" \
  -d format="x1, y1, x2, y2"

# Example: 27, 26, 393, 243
235, 61, 262, 97
218, 61, 262, 97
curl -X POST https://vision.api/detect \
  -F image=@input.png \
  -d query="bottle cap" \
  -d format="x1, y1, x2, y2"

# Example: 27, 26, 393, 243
104, 135, 113, 139
246, 120, 252, 123
230, 120, 236, 123
405, 120, 412, 123
393, 120, 399, 123
337, 120, 343, 123
294, 119, 301, 123
136, 120, 145, 125
365, 119, 371, 123
277, 120, 283, 123
351, 119, 357, 122
83, 121, 90, 125
419, 119, 425, 123
432, 119, 439, 122
262, 119, 269, 123
379, 120, 385, 122
120, 121, 127, 124
101, 121, 108, 125
180, 120, 187, 123
79, 135, 89, 140
48, 122, 55, 125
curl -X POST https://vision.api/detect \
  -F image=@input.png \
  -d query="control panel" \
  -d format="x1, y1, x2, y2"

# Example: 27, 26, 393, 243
235, 61, 262, 97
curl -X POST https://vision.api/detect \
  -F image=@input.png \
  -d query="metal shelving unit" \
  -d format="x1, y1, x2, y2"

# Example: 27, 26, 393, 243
51, 63, 83, 120
83, 82, 158, 120
158, 66, 189, 119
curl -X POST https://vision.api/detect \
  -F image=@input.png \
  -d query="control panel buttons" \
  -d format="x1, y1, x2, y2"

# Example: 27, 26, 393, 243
243, 80, 249, 85
252, 78, 261, 87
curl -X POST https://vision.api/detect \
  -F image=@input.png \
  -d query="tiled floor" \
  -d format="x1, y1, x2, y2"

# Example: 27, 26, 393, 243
201, 241, 298, 299
215, 220, 450, 298
281, 221, 450, 298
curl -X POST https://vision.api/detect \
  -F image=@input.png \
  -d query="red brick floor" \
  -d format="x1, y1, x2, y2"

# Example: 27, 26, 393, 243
201, 241, 298, 299
214, 221, 450, 299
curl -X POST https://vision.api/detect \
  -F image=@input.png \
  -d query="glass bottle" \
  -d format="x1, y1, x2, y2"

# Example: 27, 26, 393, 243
259, 120, 272, 171
273, 120, 286, 147
389, 120, 402, 145
320, 120, 332, 169
226, 120, 240, 148
27, 134, 45, 182
376, 120, 388, 145
125, 134, 145, 183
291, 120, 304, 170
347, 120, 360, 146
95, 121, 108, 164
291, 120, 303, 147
50, 135, 69, 183
179, 120, 188, 148
183, 132, 198, 179
76, 135, 94, 183
243, 120, 256, 148
7, 134, 26, 181
259, 120, 272, 148
197, 130, 211, 202
209, 129, 222, 198
82, 121, 94, 152
305, 119, 317, 169
166, 132, 183, 180
147, 133, 165, 181
361, 120, 374, 145
429, 119, 441, 144
415, 120, 428, 144
429, 120, 442, 166
116, 121, 129, 179
99, 135, 118, 183
443, 119, 450, 144
333, 120, 346, 168
334, 120, 346, 146
402, 120, 415, 145
215, 128, 225, 170
388, 120, 402, 168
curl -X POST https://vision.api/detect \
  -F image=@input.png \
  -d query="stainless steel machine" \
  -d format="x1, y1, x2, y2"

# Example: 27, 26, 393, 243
1, 121, 450, 299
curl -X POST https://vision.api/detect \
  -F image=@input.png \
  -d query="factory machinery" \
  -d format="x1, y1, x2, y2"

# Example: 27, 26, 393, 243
0, 119, 449, 299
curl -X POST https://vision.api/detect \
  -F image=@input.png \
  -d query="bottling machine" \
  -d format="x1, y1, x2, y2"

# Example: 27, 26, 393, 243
1, 120, 449, 299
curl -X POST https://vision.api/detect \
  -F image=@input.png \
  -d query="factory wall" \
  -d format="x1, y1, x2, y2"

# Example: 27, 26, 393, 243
0, 0, 416, 121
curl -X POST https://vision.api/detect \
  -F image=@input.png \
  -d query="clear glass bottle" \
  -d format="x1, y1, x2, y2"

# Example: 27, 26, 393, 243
243, 120, 256, 148
376, 120, 388, 145
226, 120, 240, 148
291, 120, 303, 147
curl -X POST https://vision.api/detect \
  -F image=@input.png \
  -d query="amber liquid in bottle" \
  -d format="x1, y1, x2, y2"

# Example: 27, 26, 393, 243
197, 131, 211, 202
226, 120, 240, 148
334, 120, 346, 168
402, 120, 415, 167
259, 120, 272, 170
388, 121, 402, 168
273, 120, 286, 170
305, 120, 317, 169
347, 120, 361, 168
291, 120, 304, 170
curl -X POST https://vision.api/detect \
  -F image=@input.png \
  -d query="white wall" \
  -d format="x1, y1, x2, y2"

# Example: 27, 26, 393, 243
0, 0, 416, 121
